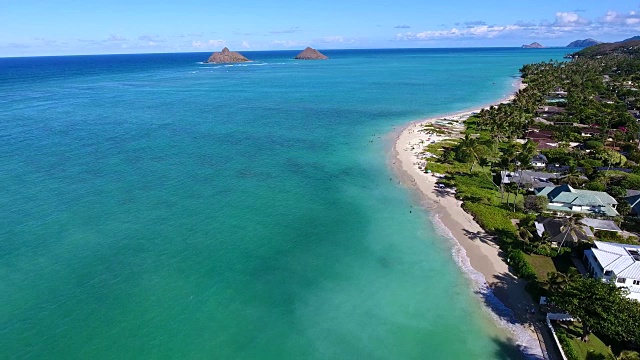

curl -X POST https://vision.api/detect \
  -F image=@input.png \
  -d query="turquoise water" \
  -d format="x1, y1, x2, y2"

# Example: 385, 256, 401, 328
0, 48, 567, 358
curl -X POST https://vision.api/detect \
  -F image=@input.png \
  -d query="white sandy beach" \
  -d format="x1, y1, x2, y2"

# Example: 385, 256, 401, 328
391, 81, 553, 358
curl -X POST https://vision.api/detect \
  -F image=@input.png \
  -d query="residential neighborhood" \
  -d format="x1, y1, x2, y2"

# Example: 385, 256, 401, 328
422, 42, 640, 359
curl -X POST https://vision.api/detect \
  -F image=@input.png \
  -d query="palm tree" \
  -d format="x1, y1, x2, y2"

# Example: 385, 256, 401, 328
518, 227, 533, 250
557, 214, 586, 253
545, 269, 581, 295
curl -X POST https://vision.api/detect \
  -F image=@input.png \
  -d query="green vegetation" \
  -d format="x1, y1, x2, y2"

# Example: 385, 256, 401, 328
523, 253, 556, 282
548, 277, 640, 343
556, 324, 615, 360
420, 43, 640, 357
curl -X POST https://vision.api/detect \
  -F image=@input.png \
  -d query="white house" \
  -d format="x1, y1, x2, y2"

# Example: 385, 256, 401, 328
584, 241, 640, 301
531, 154, 548, 169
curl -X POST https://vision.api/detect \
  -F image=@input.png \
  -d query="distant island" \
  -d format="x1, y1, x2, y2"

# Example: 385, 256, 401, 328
566, 38, 601, 48
294, 47, 328, 60
522, 42, 544, 49
205, 47, 250, 64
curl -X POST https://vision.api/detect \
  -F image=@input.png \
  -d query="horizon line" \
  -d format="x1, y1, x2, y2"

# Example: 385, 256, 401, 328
0, 46, 576, 59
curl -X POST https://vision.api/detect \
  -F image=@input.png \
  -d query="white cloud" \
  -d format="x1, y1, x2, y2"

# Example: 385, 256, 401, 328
552, 12, 590, 27
192, 39, 226, 49
397, 25, 521, 41
601, 10, 640, 25
241, 41, 251, 49
395, 8, 640, 43
270, 40, 306, 48
322, 36, 345, 43
105, 34, 128, 42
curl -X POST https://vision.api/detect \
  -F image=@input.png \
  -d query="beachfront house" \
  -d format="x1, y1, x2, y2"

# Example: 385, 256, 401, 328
535, 217, 592, 244
500, 170, 558, 190
535, 217, 621, 244
584, 241, 640, 301
534, 184, 619, 217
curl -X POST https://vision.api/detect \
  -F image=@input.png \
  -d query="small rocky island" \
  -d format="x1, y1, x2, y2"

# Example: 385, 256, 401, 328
205, 47, 250, 63
522, 42, 544, 49
294, 47, 328, 60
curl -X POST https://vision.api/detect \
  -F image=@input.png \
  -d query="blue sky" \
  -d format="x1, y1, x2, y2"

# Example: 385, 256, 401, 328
1, 0, 640, 56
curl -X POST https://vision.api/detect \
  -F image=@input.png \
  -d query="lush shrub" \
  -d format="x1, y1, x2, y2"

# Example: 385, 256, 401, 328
530, 244, 571, 257
508, 249, 537, 281
621, 173, 640, 189
585, 140, 604, 150
556, 330, 580, 360
462, 202, 517, 233
595, 230, 639, 245
525, 195, 549, 213
585, 181, 606, 191
579, 158, 604, 168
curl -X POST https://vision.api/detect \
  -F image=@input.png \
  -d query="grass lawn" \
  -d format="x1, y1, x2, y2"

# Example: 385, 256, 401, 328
555, 322, 614, 360
524, 253, 557, 281
570, 334, 614, 360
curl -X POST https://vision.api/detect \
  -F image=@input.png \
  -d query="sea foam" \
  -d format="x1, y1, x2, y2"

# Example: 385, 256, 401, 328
430, 212, 545, 359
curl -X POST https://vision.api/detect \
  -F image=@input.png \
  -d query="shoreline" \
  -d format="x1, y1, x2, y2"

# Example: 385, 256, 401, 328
390, 79, 548, 358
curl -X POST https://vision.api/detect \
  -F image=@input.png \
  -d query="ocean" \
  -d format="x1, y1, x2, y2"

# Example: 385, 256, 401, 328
0, 48, 568, 358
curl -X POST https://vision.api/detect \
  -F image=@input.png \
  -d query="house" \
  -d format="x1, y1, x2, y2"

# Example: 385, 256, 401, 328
536, 106, 566, 117
549, 90, 568, 98
594, 95, 615, 104
545, 164, 586, 173
500, 170, 559, 189
531, 154, 548, 168
534, 140, 558, 150
534, 217, 592, 244
581, 128, 602, 137
525, 129, 554, 141
627, 190, 640, 217
533, 117, 553, 125
535, 184, 619, 217
581, 217, 622, 232
584, 241, 640, 301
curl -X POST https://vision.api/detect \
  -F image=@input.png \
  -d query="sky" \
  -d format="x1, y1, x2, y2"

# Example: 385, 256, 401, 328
1, 0, 640, 56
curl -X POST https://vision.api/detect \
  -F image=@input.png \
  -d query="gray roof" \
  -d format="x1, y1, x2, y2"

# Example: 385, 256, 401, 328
535, 217, 592, 243
500, 170, 559, 188
627, 193, 640, 215
580, 218, 621, 232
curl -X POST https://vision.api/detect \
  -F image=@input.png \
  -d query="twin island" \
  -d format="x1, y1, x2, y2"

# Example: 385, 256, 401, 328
205, 47, 328, 64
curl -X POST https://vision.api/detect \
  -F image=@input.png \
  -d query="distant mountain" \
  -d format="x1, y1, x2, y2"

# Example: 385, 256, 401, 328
522, 42, 544, 49
618, 36, 640, 43
570, 37, 640, 58
566, 38, 601, 48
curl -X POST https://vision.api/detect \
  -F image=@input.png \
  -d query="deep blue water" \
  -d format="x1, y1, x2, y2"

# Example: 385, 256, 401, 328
0, 48, 568, 358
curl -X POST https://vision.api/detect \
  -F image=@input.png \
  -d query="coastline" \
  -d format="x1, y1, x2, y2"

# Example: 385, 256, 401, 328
390, 79, 549, 358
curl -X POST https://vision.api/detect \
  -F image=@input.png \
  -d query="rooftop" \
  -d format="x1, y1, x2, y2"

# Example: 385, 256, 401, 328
590, 241, 640, 280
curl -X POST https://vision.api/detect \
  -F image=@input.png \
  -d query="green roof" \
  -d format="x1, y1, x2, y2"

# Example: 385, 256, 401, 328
535, 185, 619, 217
536, 184, 617, 206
